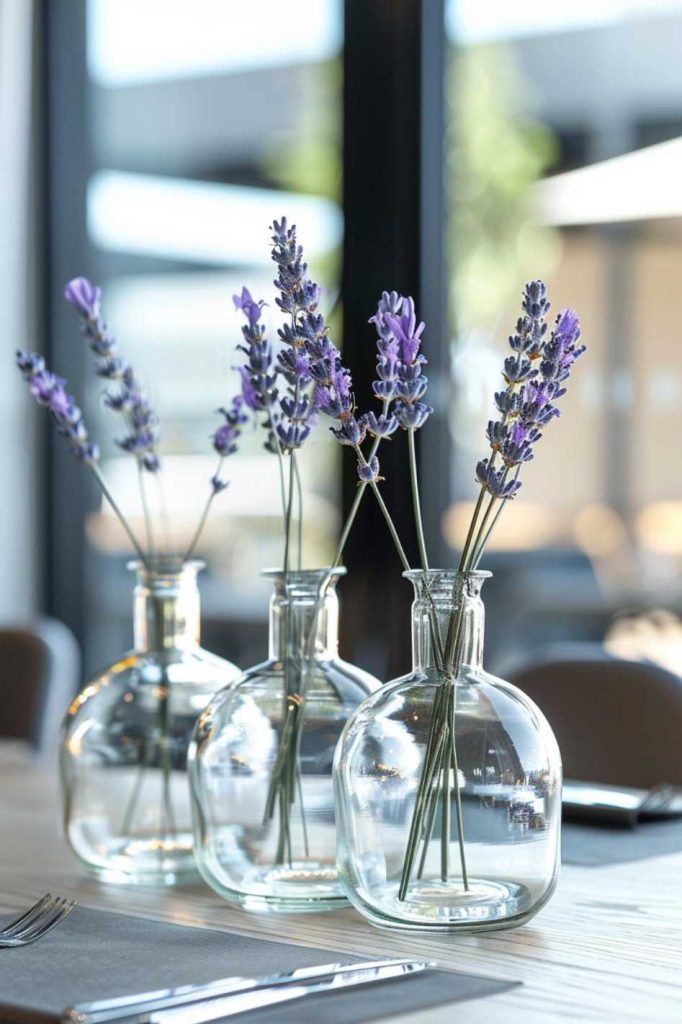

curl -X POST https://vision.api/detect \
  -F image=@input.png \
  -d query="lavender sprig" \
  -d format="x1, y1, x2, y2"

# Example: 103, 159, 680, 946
270, 218, 322, 455
17, 352, 99, 467
64, 278, 162, 475
469, 285, 584, 568
397, 280, 586, 904
234, 287, 289, 539
65, 276, 163, 554
182, 395, 247, 562
19, 277, 243, 570
323, 291, 432, 571
16, 349, 147, 564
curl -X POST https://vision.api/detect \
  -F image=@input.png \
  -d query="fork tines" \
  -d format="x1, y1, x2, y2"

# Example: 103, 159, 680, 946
0, 894, 76, 947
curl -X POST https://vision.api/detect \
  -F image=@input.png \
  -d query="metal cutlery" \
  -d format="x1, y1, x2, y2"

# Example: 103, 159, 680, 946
0, 893, 76, 948
64, 958, 433, 1024
562, 779, 682, 826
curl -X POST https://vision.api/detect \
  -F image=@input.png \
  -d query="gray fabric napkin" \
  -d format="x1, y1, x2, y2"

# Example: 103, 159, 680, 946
0, 907, 518, 1024
562, 819, 682, 866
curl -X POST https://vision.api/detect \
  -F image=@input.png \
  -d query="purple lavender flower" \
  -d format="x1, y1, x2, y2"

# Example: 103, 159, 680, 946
361, 411, 399, 438
380, 296, 432, 432
475, 281, 585, 499
357, 455, 380, 482
475, 459, 522, 499
369, 292, 401, 402
235, 300, 277, 410
16, 350, 99, 466
210, 394, 247, 492
308, 337, 366, 452
113, 367, 162, 472
385, 297, 425, 365
210, 474, 229, 494
331, 414, 366, 447
16, 352, 45, 377
233, 288, 280, 457
64, 278, 162, 473
64, 277, 101, 320
268, 218, 328, 451
233, 287, 265, 328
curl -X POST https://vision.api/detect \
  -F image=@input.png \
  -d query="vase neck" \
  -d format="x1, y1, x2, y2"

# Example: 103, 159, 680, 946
406, 570, 488, 675
131, 560, 203, 652
266, 569, 344, 662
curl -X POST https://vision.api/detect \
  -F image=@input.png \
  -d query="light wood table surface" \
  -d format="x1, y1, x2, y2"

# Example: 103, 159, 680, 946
0, 743, 680, 1024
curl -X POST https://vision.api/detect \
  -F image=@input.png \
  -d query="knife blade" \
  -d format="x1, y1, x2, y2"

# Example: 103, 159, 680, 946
137, 960, 431, 1024
64, 958, 433, 1024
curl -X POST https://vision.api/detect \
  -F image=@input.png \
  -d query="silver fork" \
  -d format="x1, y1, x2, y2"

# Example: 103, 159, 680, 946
0, 893, 76, 948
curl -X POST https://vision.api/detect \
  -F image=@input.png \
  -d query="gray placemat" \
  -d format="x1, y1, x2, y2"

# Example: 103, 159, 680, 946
562, 819, 682, 866
0, 907, 518, 1024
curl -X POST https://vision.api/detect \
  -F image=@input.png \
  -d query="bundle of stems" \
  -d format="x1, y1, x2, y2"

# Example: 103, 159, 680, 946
394, 283, 585, 900
262, 427, 395, 865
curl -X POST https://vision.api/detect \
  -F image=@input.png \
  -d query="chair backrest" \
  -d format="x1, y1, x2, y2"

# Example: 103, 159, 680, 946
0, 618, 80, 756
506, 643, 682, 787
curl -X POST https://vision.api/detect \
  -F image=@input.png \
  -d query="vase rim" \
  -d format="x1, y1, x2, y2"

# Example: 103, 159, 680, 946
403, 568, 492, 581
127, 557, 206, 578
261, 566, 347, 580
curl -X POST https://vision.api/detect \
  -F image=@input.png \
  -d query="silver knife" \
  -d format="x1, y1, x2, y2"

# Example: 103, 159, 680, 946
64, 959, 433, 1024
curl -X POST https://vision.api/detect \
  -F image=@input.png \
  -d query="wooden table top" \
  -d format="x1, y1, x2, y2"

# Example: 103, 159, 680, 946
0, 743, 680, 1024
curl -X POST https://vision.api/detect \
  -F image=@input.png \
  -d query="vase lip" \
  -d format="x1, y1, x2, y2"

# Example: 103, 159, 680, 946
261, 566, 347, 582
403, 568, 492, 582
127, 557, 206, 580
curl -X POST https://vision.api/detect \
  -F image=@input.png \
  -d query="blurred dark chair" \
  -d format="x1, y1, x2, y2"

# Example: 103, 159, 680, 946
0, 619, 80, 756
482, 549, 610, 673
505, 643, 682, 787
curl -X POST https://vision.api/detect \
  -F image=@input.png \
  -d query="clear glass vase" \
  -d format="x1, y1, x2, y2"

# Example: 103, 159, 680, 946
189, 568, 380, 913
60, 559, 239, 885
334, 570, 562, 932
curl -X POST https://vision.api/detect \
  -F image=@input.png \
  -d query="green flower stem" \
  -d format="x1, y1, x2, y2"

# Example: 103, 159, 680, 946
282, 452, 295, 576
156, 473, 173, 556
449, 681, 469, 890
408, 427, 429, 570
329, 412, 388, 572
367, 479, 411, 571
467, 492, 500, 570
399, 588, 472, 900
182, 457, 224, 563
138, 460, 155, 561
293, 452, 304, 571
471, 475, 518, 570
90, 464, 148, 566
459, 485, 487, 572
416, 773, 440, 878
440, 731, 450, 883
398, 711, 447, 899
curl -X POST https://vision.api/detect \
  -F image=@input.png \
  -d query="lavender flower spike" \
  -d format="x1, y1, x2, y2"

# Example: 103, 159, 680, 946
16, 350, 99, 466
269, 218, 326, 452
64, 277, 162, 473
476, 281, 585, 500
211, 394, 247, 493
383, 296, 433, 432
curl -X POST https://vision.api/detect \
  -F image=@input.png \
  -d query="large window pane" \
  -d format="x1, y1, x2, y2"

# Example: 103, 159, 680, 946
80, 0, 343, 672
446, 1, 682, 668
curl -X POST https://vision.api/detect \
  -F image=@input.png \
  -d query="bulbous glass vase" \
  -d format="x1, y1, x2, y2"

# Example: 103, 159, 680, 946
189, 568, 380, 913
335, 570, 562, 932
60, 560, 239, 885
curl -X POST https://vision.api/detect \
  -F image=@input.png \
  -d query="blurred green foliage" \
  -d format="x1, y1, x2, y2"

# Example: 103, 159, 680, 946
449, 44, 559, 335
